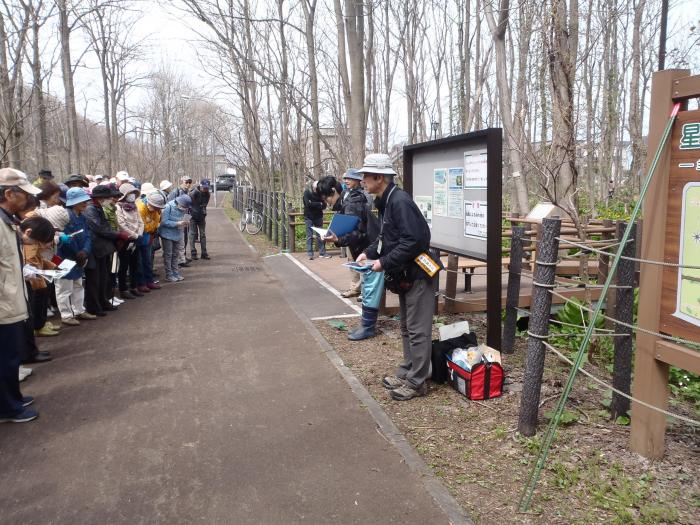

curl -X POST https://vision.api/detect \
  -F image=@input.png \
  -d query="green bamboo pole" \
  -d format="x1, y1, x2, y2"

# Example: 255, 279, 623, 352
518, 102, 682, 512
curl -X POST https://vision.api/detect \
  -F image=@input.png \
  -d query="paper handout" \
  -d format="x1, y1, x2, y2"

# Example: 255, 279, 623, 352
342, 261, 374, 273
34, 259, 77, 282
311, 214, 361, 239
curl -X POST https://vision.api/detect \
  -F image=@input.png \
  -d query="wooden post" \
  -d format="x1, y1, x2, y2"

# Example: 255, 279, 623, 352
503, 226, 525, 354
288, 209, 296, 253
281, 194, 288, 251
597, 219, 612, 326
630, 68, 689, 458
444, 254, 458, 313
611, 221, 636, 419
273, 192, 279, 246
430, 247, 441, 313
518, 218, 561, 436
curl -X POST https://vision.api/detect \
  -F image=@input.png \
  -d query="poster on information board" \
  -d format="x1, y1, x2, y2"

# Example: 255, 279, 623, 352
448, 167, 464, 218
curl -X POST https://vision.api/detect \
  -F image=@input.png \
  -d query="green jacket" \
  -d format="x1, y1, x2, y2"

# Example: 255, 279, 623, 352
102, 203, 119, 230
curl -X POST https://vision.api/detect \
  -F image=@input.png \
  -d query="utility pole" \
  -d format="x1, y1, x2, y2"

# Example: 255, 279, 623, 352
658, 0, 669, 70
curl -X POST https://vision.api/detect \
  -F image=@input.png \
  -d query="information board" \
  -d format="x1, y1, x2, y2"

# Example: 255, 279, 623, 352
403, 129, 503, 348
403, 130, 502, 262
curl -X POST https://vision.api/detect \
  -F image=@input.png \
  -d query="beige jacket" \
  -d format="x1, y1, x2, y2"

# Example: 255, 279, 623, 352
0, 210, 29, 324
116, 203, 144, 240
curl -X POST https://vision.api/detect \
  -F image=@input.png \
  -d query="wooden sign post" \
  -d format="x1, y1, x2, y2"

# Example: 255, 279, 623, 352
631, 69, 700, 458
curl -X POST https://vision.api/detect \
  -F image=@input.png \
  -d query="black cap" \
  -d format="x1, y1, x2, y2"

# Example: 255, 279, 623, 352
38, 169, 53, 179
65, 173, 89, 187
91, 185, 112, 198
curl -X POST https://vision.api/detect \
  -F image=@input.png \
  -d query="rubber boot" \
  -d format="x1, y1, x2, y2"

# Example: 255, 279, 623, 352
348, 306, 379, 341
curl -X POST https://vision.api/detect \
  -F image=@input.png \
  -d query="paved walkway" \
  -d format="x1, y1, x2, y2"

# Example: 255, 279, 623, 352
0, 209, 454, 524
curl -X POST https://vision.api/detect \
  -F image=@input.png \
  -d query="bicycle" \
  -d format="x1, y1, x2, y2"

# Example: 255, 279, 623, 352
239, 206, 263, 235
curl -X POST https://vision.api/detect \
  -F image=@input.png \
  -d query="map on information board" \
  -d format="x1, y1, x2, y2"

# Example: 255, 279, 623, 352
674, 182, 700, 328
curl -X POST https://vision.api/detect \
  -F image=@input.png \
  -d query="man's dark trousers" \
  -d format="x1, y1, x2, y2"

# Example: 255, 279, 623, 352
396, 278, 435, 388
0, 322, 26, 417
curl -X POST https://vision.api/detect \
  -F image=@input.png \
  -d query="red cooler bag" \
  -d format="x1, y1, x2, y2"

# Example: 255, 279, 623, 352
446, 355, 504, 400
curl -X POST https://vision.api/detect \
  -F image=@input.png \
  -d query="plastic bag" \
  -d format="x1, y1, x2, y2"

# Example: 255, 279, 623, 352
362, 270, 384, 309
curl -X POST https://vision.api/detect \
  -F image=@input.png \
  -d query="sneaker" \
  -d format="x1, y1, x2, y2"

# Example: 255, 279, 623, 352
0, 408, 38, 423
35, 326, 59, 337
120, 290, 136, 299
382, 376, 405, 390
22, 396, 34, 407
62, 317, 80, 326
136, 285, 151, 294
341, 289, 361, 298
191, 253, 199, 260
129, 288, 144, 297
319, 254, 332, 259
165, 277, 179, 283
308, 254, 314, 260
110, 298, 123, 306
201, 254, 211, 260
178, 261, 191, 268
78, 312, 97, 320
47, 321, 62, 331
19, 366, 32, 382
175, 274, 185, 282
390, 383, 428, 401
146, 282, 161, 290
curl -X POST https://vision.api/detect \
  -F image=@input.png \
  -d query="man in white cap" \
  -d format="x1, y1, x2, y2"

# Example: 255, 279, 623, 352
159, 180, 173, 193
356, 153, 434, 401
0, 168, 41, 422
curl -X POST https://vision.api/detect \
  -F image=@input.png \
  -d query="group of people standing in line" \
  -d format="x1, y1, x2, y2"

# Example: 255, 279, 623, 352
0, 168, 211, 423
306, 153, 437, 401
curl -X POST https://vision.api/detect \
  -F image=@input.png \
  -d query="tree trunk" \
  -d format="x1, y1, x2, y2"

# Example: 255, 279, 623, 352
302, 0, 321, 177
486, 0, 529, 214
58, 0, 80, 173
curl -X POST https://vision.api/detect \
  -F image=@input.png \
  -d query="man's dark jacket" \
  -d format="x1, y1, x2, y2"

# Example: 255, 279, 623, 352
303, 185, 325, 220
84, 203, 118, 259
333, 188, 375, 260
189, 187, 210, 222
365, 183, 430, 279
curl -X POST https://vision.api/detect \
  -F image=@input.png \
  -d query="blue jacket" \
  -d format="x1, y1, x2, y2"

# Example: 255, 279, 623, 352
57, 210, 91, 280
158, 201, 185, 241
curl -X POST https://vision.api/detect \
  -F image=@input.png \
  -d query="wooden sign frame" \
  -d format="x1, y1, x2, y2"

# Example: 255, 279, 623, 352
631, 69, 700, 459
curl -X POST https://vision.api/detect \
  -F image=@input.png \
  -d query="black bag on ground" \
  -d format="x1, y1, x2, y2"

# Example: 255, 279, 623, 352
430, 332, 478, 384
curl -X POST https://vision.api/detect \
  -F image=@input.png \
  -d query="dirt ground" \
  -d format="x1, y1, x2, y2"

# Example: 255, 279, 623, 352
315, 313, 700, 525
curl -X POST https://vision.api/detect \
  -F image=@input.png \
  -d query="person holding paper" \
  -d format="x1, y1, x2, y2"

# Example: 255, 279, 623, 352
317, 172, 385, 341
56, 188, 93, 326
356, 153, 434, 401
303, 180, 330, 260
20, 216, 61, 338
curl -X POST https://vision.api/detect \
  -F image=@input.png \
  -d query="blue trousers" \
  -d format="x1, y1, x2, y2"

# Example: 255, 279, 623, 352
136, 244, 154, 286
0, 321, 25, 417
305, 217, 326, 256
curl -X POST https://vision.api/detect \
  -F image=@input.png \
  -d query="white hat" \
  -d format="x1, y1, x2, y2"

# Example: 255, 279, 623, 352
159, 180, 173, 191
94, 174, 104, 181
357, 153, 396, 176
115, 170, 129, 181
141, 182, 156, 195
0, 168, 41, 195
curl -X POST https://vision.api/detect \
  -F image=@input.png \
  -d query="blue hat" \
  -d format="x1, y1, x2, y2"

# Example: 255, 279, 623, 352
175, 195, 192, 208
200, 179, 211, 188
343, 168, 362, 181
65, 187, 91, 207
